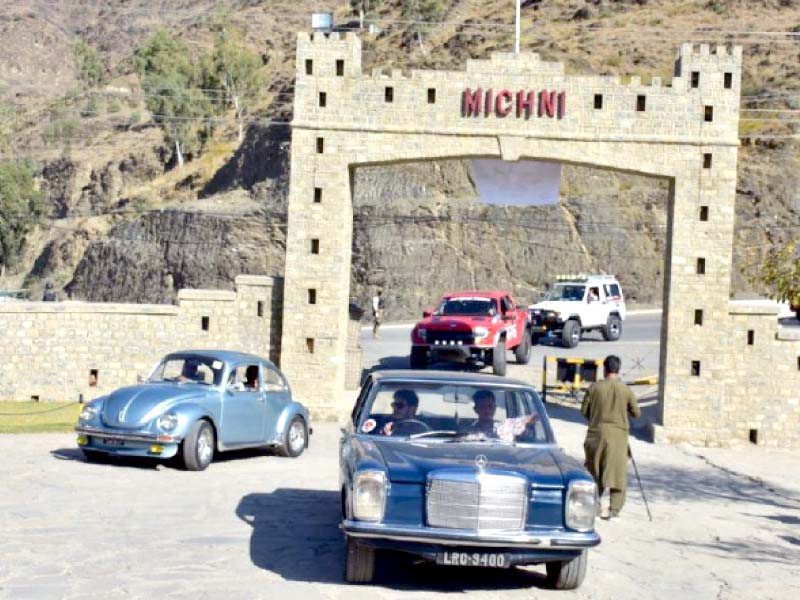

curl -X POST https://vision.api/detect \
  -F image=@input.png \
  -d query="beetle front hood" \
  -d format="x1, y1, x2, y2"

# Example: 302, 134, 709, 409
374, 439, 564, 486
101, 384, 208, 429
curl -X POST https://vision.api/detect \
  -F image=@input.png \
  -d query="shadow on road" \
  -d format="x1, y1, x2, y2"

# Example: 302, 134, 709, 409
235, 488, 555, 590
51, 445, 280, 470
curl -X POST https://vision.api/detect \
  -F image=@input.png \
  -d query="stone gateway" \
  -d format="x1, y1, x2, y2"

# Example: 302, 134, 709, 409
280, 32, 800, 447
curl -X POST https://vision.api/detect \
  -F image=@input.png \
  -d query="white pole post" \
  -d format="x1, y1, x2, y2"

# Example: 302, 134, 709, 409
515, 0, 521, 54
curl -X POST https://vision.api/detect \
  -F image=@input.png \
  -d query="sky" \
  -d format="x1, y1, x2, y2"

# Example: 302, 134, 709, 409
469, 159, 561, 206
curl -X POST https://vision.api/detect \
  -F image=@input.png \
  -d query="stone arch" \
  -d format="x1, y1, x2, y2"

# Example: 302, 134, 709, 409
280, 31, 800, 447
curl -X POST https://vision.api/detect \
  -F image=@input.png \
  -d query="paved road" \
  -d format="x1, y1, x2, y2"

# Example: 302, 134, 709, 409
2, 420, 799, 599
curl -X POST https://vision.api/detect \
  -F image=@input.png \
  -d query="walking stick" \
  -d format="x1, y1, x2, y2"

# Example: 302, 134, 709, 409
628, 445, 653, 521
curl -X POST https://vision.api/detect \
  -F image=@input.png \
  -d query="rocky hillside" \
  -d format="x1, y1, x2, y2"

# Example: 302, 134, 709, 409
2, 0, 798, 318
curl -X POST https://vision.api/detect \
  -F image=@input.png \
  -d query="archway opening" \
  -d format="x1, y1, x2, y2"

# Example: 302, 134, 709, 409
350, 156, 670, 429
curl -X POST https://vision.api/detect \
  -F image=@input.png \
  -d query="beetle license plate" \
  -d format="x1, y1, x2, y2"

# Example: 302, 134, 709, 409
104, 438, 125, 447
436, 551, 510, 568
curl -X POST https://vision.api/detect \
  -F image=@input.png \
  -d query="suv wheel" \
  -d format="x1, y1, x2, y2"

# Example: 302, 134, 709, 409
561, 320, 580, 348
602, 315, 622, 341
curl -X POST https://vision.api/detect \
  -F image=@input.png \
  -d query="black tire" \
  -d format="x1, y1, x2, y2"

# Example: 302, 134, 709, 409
561, 320, 581, 348
531, 333, 540, 346
546, 550, 588, 590
81, 449, 107, 463
795, 308, 800, 322
492, 340, 507, 376
182, 419, 215, 471
278, 416, 307, 458
345, 535, 375, 583
514, 329, 531, 364
410, 346, 428, 369
602, 314, 623, 341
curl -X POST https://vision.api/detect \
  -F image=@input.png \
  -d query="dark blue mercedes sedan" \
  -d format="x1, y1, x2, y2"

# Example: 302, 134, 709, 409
340, 370, 600, 590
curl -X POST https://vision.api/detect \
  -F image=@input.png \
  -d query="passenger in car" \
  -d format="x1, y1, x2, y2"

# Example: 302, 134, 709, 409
461, 389, 538, 442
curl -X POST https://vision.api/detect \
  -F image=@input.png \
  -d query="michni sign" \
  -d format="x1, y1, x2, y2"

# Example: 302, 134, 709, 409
462, 88, 566, 119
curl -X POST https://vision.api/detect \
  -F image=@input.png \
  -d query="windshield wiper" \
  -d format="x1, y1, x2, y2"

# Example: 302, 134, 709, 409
409, 430, 459, 439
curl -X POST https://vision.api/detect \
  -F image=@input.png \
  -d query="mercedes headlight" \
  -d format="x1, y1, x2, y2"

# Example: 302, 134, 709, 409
417, 327, 427, 341
79, 405, 98, 422
353, 470, 387, 522
157, 412, 179, 432
474, 326, 489, 340
565, 480, 597, 531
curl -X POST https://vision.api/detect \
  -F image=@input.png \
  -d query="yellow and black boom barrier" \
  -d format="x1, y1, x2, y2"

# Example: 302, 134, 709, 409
541, 356, 603, 403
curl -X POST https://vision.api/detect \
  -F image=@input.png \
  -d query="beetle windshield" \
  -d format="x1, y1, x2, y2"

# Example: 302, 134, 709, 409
356, 381, 552, 444
148, 355, 225, 386
545, 285, 585, 302
435, 297, 496, 316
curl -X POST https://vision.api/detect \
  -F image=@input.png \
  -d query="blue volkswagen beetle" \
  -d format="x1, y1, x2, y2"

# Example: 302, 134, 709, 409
340, 370, 600, 590
75, 350, 311, 470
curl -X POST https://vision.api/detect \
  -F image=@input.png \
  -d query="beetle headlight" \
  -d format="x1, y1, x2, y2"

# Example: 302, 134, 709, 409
473, 326, 489, 340
417, 327, 427, 341
353, 470, 387, 522
157, 413, 179, 432
565, 480, 597, 531
79, 405, 98, 422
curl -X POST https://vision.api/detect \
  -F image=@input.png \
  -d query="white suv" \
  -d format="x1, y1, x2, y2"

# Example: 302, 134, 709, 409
528, 275, 626, 348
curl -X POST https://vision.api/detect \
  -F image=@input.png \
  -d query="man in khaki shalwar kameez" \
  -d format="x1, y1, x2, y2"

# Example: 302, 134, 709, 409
581, 355, 641, 520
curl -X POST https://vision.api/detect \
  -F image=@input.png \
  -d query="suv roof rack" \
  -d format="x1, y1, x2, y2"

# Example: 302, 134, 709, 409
554, 274, 617, 282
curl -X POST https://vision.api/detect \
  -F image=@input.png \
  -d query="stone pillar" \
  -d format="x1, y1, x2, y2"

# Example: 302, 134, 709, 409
280, 128, 353, 419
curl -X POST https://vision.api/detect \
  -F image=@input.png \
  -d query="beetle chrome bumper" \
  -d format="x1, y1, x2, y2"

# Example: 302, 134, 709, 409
75, 426, 178, 444
342, 520, 600, 550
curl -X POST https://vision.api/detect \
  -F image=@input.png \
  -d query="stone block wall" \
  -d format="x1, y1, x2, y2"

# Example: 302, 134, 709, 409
0, 276, 281, 404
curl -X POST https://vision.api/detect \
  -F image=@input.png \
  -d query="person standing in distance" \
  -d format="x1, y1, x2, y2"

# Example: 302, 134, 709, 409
371, 289, 385, 339
581, 354, 641, 521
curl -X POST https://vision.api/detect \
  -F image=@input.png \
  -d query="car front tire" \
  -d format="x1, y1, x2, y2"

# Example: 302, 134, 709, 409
345, 535, 375, 583
545, 550, 588, 590
278, 416, 307, 458
182, 419, 215, 471
602, 314, 623, 341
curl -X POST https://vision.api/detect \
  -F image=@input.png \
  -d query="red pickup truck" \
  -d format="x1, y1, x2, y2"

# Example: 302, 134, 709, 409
410, 291, 532, 376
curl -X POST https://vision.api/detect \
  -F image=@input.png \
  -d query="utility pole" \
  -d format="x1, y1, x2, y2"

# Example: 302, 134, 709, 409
515, 0, 521, 54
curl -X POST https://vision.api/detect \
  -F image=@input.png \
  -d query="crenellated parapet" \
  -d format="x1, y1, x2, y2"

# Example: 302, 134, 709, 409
292, 34, 742, 148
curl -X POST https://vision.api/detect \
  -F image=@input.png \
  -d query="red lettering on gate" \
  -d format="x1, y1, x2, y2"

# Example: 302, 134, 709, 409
516, 90, 536, 119
461, 87, 566, 119
495, 90, 512, 117
539, 90, 557, 118
462, 88, 482, 117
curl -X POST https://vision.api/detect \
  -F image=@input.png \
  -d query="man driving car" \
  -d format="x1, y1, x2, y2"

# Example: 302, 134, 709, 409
381, 389, 419, 435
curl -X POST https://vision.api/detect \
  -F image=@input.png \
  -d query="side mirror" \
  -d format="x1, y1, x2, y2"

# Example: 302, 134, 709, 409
422, 310, 432, 318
